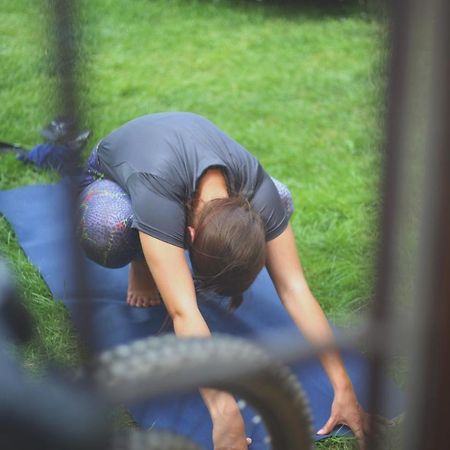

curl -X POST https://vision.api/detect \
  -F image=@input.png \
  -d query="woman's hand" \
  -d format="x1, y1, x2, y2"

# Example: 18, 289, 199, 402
317, 385, 370, 449
212, 409, 250, 450
265, 225, 381, 448
208, 391, 251, 450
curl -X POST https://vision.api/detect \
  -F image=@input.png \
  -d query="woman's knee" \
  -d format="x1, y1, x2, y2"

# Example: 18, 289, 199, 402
78, 179, 141, 268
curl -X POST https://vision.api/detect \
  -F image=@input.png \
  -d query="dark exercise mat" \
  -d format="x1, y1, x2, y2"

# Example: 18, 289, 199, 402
0, 179, 403, 449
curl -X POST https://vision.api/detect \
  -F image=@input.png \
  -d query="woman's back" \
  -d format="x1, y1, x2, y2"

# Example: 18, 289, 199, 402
97, 112, 259, 197
95, 112, 289, 248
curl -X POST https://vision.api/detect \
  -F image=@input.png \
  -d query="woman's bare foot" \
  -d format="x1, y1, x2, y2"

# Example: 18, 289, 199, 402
127, 259, 162, 307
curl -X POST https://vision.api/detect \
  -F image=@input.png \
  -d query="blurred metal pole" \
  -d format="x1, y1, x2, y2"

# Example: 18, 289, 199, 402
368, 0, 450, 449
48, 0, 96, 367
49, 0, 79, 143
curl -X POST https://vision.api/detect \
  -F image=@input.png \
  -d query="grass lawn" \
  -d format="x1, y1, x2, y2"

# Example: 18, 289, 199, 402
0, 0, 386, 448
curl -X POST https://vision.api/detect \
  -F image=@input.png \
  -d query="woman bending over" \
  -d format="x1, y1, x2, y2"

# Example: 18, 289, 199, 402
79, 112, 369, 449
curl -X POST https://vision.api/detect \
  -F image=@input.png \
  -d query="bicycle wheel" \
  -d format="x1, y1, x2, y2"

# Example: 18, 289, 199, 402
94, 334, 313, 450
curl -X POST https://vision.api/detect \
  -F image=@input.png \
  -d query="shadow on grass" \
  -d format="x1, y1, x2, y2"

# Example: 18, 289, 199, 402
195, 0, 381, 22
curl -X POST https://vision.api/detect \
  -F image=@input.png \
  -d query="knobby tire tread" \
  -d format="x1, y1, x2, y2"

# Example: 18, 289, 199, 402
95, 335, 313, 450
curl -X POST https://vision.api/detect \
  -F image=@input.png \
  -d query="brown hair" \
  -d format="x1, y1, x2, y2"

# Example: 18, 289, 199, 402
188, 196, 266, 311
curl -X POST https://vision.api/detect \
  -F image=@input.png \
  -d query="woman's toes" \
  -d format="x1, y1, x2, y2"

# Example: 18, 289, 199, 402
129, 295, 142, 307
126, 292, 162, 307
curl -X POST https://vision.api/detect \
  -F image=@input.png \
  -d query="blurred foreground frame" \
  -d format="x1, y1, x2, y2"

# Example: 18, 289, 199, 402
369, 0, 450, 449
1, 0, 449, 449
55, 0, 449, 447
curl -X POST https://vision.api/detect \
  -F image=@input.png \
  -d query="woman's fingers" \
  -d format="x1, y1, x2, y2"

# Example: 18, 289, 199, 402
348, 416, 394, 450
317, 409, 395, 449
373, 414, 394, 426
363, 413, 397, 441
317, 415, 337, 436
319, 412, 368, 448
353, 425, 366, 450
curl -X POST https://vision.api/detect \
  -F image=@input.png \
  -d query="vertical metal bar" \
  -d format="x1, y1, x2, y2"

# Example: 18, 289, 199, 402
366, 2, 408, 441
400, 0, 450, 447
366, 1, 416, 444
48, 0, 96, 367
368, 0, 450, 448
49, 0, 79, 146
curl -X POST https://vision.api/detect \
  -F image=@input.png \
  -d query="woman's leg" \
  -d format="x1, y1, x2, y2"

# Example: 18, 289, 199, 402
78, 179, 161, 307
270, 177, 294, 220
127, 259, 162, 307
78, 148, 161, 307
78, 179, 140, 268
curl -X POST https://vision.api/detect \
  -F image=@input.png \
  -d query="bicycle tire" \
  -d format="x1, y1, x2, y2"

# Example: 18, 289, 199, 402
94, 334, 313, 450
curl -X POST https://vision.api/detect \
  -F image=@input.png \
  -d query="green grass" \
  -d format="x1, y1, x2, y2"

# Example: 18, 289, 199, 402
0, 0, 387, 448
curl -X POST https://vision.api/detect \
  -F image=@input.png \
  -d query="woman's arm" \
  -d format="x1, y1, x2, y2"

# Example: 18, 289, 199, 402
265, 225, 370, 447
138, 232, 250, 450
138, 231, 208, 336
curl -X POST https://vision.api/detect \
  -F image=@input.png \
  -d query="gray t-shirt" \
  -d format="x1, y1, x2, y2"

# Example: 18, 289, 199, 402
97, 112, 288, 248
